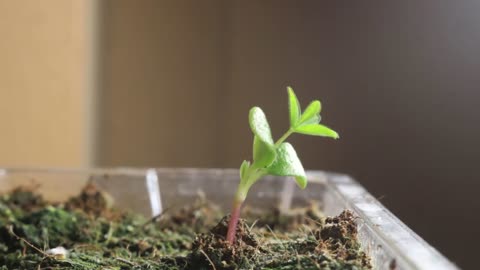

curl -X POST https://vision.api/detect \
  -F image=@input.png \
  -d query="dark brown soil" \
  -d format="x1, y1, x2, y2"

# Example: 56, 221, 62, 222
0, 184, 371, 270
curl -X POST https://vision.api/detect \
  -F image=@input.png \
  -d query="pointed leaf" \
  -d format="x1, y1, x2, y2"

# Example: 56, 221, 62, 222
249, 107, 274, 145
267, 143, 307, 189
298, 100, 321, 125
294, 124, 339, 139
287, 87, 301, 127
253, 136, 276, 168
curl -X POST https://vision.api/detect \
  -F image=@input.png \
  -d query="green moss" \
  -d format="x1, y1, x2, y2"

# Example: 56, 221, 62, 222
0, 185, 371, 270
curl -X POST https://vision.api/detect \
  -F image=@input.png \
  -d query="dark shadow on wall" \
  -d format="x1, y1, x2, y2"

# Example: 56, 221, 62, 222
97, 1, 480, 268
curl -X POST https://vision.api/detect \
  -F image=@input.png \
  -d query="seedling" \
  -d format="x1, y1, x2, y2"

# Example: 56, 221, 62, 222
226, 87, 339, 244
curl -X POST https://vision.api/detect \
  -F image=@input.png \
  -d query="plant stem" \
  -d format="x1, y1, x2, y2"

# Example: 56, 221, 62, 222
226, 198, 243, 244
275, 129, 293, 147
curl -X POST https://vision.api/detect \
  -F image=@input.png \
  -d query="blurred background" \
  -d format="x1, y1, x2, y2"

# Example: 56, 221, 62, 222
1, 1, 479, 268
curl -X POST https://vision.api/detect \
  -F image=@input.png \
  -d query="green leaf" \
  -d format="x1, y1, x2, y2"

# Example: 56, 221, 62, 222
253, 136, 276, 168
249, 107, 276, 168
298, 100, 321, 125
287, 87, 301, 127
267, 143, 307, 189
294, 124, 339, 139
249, 107, 274, 145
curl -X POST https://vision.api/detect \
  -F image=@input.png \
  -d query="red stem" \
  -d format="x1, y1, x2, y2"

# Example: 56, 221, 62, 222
226, 200, 243, 244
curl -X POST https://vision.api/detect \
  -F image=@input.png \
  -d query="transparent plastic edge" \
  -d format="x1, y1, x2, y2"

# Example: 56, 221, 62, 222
306, 171, 459, 270
0, 167, 151, 176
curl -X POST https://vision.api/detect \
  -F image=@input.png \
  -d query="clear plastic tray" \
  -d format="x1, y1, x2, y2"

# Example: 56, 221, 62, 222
0, 168, 458, 270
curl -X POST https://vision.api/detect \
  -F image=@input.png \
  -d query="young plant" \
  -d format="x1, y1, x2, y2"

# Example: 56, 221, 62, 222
226, 87, 340, 244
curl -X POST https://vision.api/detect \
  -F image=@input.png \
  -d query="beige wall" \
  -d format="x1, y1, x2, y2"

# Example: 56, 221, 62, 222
0, 1, 96, 167
98, 0, 227, 167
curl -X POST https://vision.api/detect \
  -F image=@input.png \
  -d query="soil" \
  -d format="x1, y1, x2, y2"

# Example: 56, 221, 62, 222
0, 183, 372, 270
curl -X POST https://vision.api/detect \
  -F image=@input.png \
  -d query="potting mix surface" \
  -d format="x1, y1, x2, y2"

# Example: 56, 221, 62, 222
0, 184, 371, 269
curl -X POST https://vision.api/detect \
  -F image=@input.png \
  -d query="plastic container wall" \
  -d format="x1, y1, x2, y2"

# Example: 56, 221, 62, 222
0, 168, 459, 270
